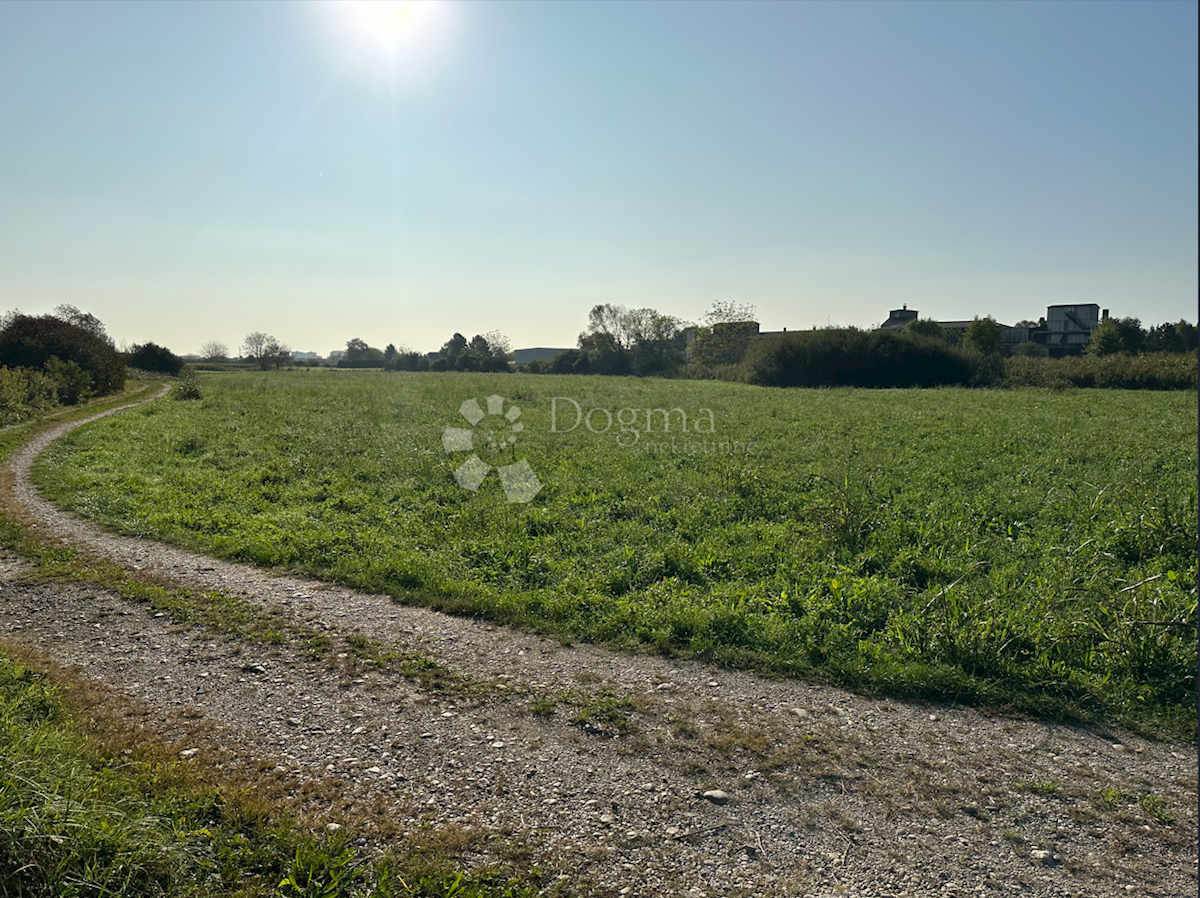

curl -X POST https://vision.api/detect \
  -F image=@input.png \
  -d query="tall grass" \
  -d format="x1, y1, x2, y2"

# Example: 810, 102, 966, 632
1004, 352, 1198, 390
35, 371, 1199, 737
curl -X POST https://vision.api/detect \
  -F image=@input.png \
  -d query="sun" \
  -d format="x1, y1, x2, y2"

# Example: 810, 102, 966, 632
334, 0, 456, 68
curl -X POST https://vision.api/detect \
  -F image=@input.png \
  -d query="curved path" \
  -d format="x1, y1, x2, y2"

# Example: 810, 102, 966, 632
1, 390, 1195, 897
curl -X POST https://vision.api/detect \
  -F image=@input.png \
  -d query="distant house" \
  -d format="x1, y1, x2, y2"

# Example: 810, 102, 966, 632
880, 306, 918, 329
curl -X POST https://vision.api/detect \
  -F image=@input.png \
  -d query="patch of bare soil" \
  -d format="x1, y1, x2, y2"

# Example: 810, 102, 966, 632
1, 395, 1194, 897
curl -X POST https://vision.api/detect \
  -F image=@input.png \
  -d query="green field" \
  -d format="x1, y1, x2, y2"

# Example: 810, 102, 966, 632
36, 371, 1198, 736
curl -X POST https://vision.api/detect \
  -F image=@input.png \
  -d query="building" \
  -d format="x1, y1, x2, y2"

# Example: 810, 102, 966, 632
880, 306, 918, 329
1031, 304, 1102, 356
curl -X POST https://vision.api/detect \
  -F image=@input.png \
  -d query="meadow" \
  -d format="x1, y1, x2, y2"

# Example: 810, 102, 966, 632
35, 371, 1198, 737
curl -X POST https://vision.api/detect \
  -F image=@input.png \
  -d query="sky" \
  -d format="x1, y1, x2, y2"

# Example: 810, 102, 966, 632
0, 0, 1196, 357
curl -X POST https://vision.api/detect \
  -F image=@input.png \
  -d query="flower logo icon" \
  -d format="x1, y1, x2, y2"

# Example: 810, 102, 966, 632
442, 395, 543, 503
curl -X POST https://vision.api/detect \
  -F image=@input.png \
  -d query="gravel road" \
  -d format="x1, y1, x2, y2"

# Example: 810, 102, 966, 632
1, 391, 1194, 897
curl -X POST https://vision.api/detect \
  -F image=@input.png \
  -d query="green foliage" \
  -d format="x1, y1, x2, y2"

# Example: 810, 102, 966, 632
173, 366, 203, 401
1143, 320, 1198, 354
575, 304, 689, 377
36, 372, 1200, 737
44, 356, 94, 404
1005, 352, 1197, 390
743, 327, 975, 388
430, 332, 510, 373
1086, 317, 1126, 356
0, 310, 125, 395
691, 321, 760, 368
0, 366, 59, 424
903, 318, 947, 341
128, 342, 185, 376
963, 316, 1002, 355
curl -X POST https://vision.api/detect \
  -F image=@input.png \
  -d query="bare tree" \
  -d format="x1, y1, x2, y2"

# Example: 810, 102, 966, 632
242, 332, 291, 370
702, 300, 757, 326
200, 340, 228, 362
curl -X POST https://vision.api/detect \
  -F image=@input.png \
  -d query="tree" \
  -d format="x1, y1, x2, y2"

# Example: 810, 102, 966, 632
963, 316, 1002, 355
1112, 317, 1145, 355
440, 333, 467, 361
53, 304, 109, 340
241, 332, 290, 369
1144, 320, 1199, 354
128, 342, 184, 375
903, 318, 947, 341
1085, 318, 1126, 356
0, 311, 124, 395
339, 338, 384, 368
577, 304, 688, 376
200, 340, 228, 362
702, 300, 757, 326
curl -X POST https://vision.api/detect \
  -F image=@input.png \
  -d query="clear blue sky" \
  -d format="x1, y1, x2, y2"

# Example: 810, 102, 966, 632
1, 0, 1195, 356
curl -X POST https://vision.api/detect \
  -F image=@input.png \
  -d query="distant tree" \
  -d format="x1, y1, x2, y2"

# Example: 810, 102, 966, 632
430, 332, 508, 372
1111, 317, 1145, 355
577, 304, 688, 376
200, 340, 228, 362
1144, 320, 1198, 354
963, 316, 1002, 355
1086, 318, 1125, 356
440, 333, 467, 360
127, 342, 184, 376
1014, 319, 1040, 328
241, 332, 290, 369
903, 318, 947, 341
691, 321, 759, 367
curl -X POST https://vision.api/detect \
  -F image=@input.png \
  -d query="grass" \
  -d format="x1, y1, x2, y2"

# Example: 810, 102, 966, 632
33, 370, 1199, 738
0, 644, 548, 898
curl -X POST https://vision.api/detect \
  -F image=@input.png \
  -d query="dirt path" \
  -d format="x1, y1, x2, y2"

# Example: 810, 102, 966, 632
1, 393, 1195, 897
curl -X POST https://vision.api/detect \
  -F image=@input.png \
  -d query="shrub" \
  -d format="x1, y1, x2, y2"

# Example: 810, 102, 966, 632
0, 366, 57, 424
742, 327, 976, 388
127, 342, 184, 376
43, 356, 93, 404
1004, 353, 1198, 390
173, 366, 203, 401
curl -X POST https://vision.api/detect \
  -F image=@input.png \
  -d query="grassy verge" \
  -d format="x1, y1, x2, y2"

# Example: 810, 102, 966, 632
31, 371, 1199, 739
0, 643, 544, 898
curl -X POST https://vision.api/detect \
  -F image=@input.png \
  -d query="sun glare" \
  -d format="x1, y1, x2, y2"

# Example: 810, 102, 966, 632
331, 0, 457, 77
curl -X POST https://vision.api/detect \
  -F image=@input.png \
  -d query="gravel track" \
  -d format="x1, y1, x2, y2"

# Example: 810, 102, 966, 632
1, 391, 1195, 897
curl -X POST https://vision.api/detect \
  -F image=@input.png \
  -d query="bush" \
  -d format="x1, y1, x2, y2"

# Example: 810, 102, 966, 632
1004, 353, 1198, 390
127, 342, 184, 376
0, 313, 125, 395
173, 366, 203, 400
742, 328, 976, 388
43, 356, 93, 404
0, 366, 57, 424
